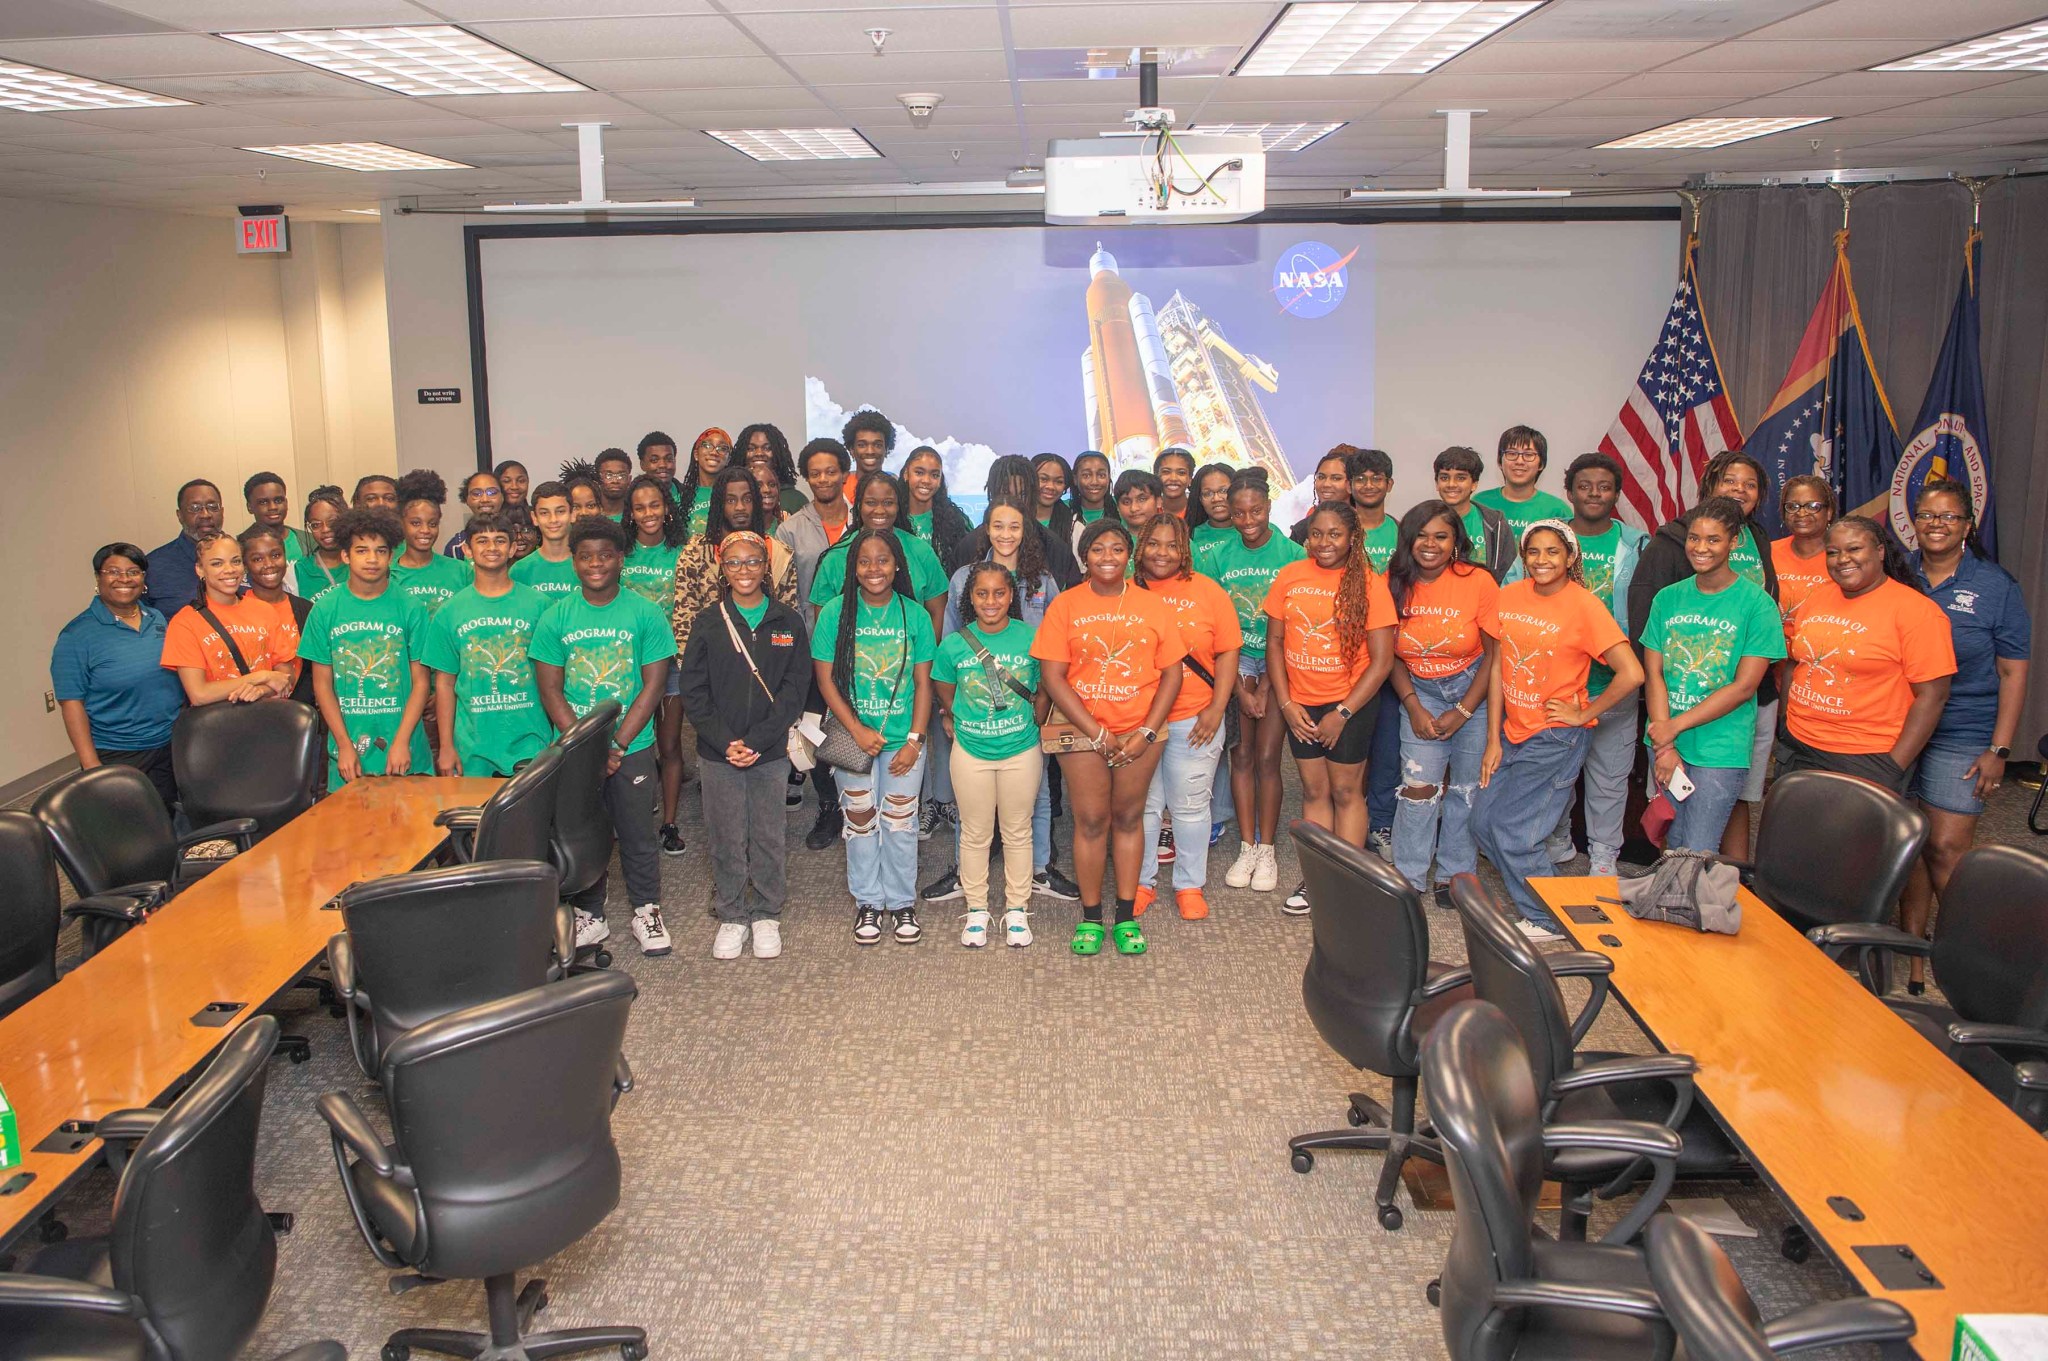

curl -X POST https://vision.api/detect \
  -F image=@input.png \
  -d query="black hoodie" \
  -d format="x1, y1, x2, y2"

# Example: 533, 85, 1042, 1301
1629, 516, 1783, 706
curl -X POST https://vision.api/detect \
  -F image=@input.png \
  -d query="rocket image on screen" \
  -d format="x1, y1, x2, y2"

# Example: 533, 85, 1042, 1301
1081, 243, 1294, 491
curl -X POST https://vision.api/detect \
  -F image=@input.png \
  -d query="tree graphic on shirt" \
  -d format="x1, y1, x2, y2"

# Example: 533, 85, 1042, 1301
464, 629, 529, 694
1288, 599, 1334, 649
1500, 633, 1548, 689
567, 639, 635, 704
334, 633, 403, 698
1582, 556, 1616, 603
1794, 631, 1844, 689
1397, 620, 1456, 665
854, 637, 904, 714
1665, 629, 1733, 688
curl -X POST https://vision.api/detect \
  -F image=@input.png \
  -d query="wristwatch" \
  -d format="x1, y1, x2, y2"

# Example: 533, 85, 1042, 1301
1138, 727, 1159, 744
1334, 703, 1354, 721
1992, 744, 2012, 759
905, 731, 926, 746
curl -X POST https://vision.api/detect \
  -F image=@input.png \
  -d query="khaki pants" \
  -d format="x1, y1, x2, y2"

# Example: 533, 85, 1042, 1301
950, 743, 1042, 910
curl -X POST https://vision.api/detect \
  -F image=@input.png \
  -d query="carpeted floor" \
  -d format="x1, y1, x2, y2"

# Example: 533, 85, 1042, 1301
25, 768, 2043, 1359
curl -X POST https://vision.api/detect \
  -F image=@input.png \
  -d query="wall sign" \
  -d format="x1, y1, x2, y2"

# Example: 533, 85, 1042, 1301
235, 213, 288, 254
418, 388, 462, 404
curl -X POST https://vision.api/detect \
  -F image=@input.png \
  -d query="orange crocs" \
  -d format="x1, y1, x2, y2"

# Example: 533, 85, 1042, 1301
1176, 889, 1209, 921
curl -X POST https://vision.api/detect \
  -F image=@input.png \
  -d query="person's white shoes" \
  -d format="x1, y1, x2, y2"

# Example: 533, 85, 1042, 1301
574, 910, 610, 949
632, 903, 672, 956
1250, 842, 1280, 893
1367, 827, 1394, 864
751, 919, 782, 959
1515, 918, 1564, 944
960, 909, 990, 947
1224, 842, 1259, 889
712, 922, 747, 960
1003, 908, 1033, 948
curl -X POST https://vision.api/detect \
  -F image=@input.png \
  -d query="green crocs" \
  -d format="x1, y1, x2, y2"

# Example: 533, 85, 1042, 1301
1112, 920, 1147, 956
1071, 920, 1106, 956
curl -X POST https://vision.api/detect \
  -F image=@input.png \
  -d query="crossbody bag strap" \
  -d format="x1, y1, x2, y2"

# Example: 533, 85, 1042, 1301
719, 602, 777, 702
964, 628, 1035, 704
193, 603, 251, 676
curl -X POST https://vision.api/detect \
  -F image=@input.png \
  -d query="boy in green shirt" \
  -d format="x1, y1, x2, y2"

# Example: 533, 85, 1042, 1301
509, 480, 579, 600
1433, 446, 1513, 580
421, 513, 554, 777
1473, 424, 1572, 550
299, 509, 432, 790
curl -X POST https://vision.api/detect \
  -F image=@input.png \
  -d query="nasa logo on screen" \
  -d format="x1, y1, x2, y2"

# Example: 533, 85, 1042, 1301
1272, 241, 1355, 319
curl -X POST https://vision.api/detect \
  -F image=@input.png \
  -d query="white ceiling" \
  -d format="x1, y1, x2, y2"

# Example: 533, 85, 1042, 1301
1, 0, 2045, 217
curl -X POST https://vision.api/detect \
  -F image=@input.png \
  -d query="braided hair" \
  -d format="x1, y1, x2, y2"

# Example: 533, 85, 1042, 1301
1068, 451, 1119, 522
1304, 501, 1375, 659
704, 465, 765, 546
955, 560, 1022, 629
850, 469, 912, 533
831, 526, 915, 702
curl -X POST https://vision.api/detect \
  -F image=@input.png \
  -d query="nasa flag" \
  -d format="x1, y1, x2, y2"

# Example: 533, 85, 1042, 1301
1894, 229, 1996, 557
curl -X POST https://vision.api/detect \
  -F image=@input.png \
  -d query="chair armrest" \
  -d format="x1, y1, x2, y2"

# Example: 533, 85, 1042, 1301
178, 817, 259, 852
2016, 1060, 2048, 1092
554, 906, 576, 974
1548, 950, 1615, 978
1806, 922, 1928, 956
327, 934, 356, 999
1551, 1053, 1699, 1096
1760, 1297, 1916, 1354
62, 893, 154, 924
1419, 965, 1472, 1000
615, 1053, 634, 1097
432, 806, 484, 829
92, 881, 172, 909
316, 1091, 394, 1178
1492, 1279, 1666, 1321
1543, 1120, 1683, 1245
94, 1108, 164, 1144
0, 1273, 144, 1316
1946, 1022, 2048, 1057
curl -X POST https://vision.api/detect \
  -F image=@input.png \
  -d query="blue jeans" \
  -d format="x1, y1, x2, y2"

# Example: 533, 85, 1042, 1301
1661, 763, 1748, 853
1473, 726, 1591, 929
922, 719, 954, 805
1392, 667, 1488, 892
1548, 700, 1640, 862
1142, 715, 1225, 891
842, 744, 924, 911
1367, 679, 1401, 834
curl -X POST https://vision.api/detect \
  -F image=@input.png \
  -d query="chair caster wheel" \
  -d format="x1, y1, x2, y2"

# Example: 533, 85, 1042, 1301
1379, 1204, 1404, 1231
622, 1344, 648, 1360
267, 1211, 295, 1234
1426, 1278, 1441, 1308
1780, 1224, 1811, 1264
534, 1292, 548, 1313
382, 1345, 410, 1361
1346, 1104, 1366, 1127
40, 1218, 67, 1243
594, 949, 613, 969
1290, 1150, 1314, 1174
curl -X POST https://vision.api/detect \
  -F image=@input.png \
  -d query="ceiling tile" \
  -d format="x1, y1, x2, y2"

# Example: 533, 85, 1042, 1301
622, 86, 830, 113
736, 6, 1008, 54
1443, 39, 1710, 74
1659, 39, 1933, 72
467, 16, 759, 63
121, 69, 395, 102
784, 50, 1008, 84
552, 56, 795, 91
407, 0, 712, 16
1778, 70, 2038, 97
105, 0, 445, 25
1498, 1, 1814, 43
1734, 0, 2048, 44
1006, 2, 1270, 49
0, 33, 298, 77
1406, 71, 1625, 100
0, 0, 175, 40
1592, 70, 1819, 99
817, 77, 1016, 107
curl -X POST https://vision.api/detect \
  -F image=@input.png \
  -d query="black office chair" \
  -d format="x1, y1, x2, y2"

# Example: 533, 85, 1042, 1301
1424, 999, 1682, 1360
329, 859, 573, 1079
318, 972, 647, 1361
0, 811, 64, 1012
171, 700, 323, 840
1644, 1214, 1916, 1358
435, 744, 564, 864
1811, 844, 2048, 1131
550, 701, 620, 968
1739, 769, 1927, 937
271, 1348, 347, 1361
0, 1017, 283, 1360
2029, 735, 2047, 835
1449, 874, 1739, 1242
1284, 820, 1471, 1230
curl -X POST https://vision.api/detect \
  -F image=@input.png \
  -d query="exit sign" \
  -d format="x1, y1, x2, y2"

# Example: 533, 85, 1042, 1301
236, 213, 289, 254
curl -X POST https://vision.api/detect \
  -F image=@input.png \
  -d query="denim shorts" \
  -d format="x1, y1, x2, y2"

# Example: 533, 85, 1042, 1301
1910, 744, 1986, 816
1239, 653, 1268, 681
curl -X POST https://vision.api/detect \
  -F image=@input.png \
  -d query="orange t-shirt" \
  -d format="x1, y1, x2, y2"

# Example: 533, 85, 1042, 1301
1770, 536, 1829, 637
1784, 577, 1956, 754
1480, 579, 1627, 745
1031, 583, 1187, 734
161, 594, 299, 684
1138, 572, 1243, 722
821, 512, 849, 546
1395, 564, 1499, 680
1259, 558, 1398, 706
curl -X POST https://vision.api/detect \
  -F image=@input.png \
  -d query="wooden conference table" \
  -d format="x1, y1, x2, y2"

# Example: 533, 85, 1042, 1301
1535, 875, 2048, 1360
0, 775, 495, 1250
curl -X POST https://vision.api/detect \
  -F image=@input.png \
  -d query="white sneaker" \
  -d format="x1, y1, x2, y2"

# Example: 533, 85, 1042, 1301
1367, 827, 1393, 864
1003, 908, 1033, 948
1250, 842, 1280, 892
712, 922, 747, 960
751, 919, 782, 959
632, 904, 672, 956
1515, 918, 1564, 944
1224, 842, 1259, 889
574, 910, 610, 949
960, 909, 991, 948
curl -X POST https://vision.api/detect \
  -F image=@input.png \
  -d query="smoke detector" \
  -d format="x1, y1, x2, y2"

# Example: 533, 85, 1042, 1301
898, 92, 943, 126
867, 27, 891, 54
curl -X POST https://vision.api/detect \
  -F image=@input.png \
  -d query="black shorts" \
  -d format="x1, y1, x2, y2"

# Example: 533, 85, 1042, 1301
1773, 730, 1913, 798
1286, 696, 1382, 764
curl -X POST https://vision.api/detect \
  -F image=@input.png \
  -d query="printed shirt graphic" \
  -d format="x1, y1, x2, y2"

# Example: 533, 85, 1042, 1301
908, 511, 934, 545
1784, 578, 1957, 754
292, 556, 349, 598
1473, 487, 1570, 550
1259, 558, 1397, 705
1770, 536, 1831, 639
419, 583, 555, 776
509, 550, 579, 601
1481, 579, 1628, 746
1140, 572, 1244, 721
1728, 525, 1765, 589
1640, 576, 1786, 769
161, 594, 299, 684
686, 486, 713, 538
530, 590, 679, 756
1360, 517, 1399, 573
621, 539, 681, 614
810, 594, 937, 749
1458, 504, 1489, 564
808, 529, 950, 606
932, 619, 1041, 761
298, 585, 430, 788
1032, 584, 1186, 734
391, 555, 472, 619
1395, 564, 1499, 681
1576, 522, 1624, 697
1191, 520, 1235, 556
1194, 530, 1304, 658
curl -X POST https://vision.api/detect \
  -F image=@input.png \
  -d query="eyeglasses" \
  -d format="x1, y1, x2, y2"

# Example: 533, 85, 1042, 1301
1500, 449, 1542, 462
1913, 510, 1968, 526
98, 566, 143, 581
1783, 500, 1829, 513
183, 501, 222, 515
1352, 471, 1389, 484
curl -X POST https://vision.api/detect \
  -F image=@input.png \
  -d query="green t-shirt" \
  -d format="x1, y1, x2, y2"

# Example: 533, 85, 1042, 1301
1458, 504, 1488, 564
1577, 522, 1624, 697
1474, 486, 1572, 549
620, 539, 681, 614
417, 583, 555, 777
1194, 530, 1305, 657
391, 554, 471, 619
908, 511, 934, 545
809, 594, 937, 749
293, 556, 348, 599
298, 584, 431, 790
1077, 507, 1106, 524
734, 598, 769, 629
1641, 575, 1787, 770
687, 486, 713, 539
1360, 515, 1398, 573
282, 527, 313, 563
1190, 520, 1235, 555
528, 589, 678, 756
1729, 525, 1765, 589
509, 549, 579, 602
808, 528, 949, 607
931, 619, 1040, 762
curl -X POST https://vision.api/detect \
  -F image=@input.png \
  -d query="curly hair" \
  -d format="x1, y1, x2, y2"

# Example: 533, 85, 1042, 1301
1134, 511, 1193, 585
567, 515, 630, 557
831, 527, 915, 702
557, 457, 599, 489
985, 495, 1049, 589
333, 508, 403, 554
1075, 516, 1134, 564
1302, 501, 1375, 659
395, 468, 446, 509
626, 473, 684, 549
1385, 499, 1475, 614
1778, 473, 1836, 522
305, 484, 346, 519
841, 409, 896, 458
955, 560, 1022, 628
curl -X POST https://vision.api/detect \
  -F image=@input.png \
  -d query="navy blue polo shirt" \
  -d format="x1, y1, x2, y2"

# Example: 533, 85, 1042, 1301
143, 533, 200, 617
50, 597, 185, 751
1911, 551, 2031, 753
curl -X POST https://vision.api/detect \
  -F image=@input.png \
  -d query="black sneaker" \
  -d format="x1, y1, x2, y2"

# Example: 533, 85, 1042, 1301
805, 804, 843, 852
785, 767, 805, 808
659, 823, 686, 856
1157, 823, 1177, 865
893, 905, 923, 944
853, 906, 884, 945
1282, 881, 1310, 916
1033, 864, 1081, 901
921, 868, 964, 902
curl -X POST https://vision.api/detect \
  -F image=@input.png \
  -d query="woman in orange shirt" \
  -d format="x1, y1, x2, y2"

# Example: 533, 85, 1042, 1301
1033, 520, 1186, 956
1262, 501, 1397, 911
159, 530, 299, 705
1472, 521, 1643, 941
1133, 515, 1241, 922
1769, 475, 1835, 636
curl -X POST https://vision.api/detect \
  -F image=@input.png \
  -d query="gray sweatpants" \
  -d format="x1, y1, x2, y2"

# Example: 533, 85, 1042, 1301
701, 755, 791, 922
573, 744, 663, 915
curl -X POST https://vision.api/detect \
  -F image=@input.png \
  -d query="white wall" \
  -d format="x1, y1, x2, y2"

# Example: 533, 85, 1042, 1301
382, 209, 486, 500
0, 196, 393, 788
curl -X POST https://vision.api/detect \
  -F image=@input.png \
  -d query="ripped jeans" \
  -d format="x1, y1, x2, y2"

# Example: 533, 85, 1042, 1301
1391, 663, 1488, 894
841, 743, 925, 911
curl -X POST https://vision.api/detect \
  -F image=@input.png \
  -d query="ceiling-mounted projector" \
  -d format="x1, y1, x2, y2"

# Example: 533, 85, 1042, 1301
1043, 57, 1264, 226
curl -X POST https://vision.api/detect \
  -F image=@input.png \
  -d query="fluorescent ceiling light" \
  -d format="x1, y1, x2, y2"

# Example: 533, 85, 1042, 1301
1235, 2, 1542, 77
705, 128, 881, 162
1874, 20, 2048, 72
1190, 121, 1346, 151
341, 207, 381, 214
218, 25, 585, 97
1597, 116, 1831, 150
0, 59, 191, 112
242, 142, 474, 171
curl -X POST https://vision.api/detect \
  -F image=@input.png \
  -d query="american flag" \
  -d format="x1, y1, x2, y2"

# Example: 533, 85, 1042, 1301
1598, 237, 1743, 531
